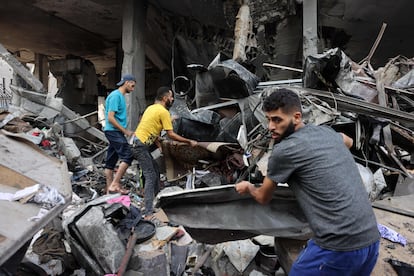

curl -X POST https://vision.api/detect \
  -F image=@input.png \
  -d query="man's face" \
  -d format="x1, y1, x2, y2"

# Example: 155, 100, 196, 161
165, 90, 174, 109
125, 81, 136, 93
265, 108, 299, 143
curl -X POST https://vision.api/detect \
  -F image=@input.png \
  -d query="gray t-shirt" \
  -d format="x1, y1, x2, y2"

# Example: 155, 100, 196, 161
267, 124, 379, 251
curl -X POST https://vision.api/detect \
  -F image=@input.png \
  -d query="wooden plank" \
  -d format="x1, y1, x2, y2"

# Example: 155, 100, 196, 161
373, 194, 414, 218
61, 105, 108, 143
0, 165, 36, 189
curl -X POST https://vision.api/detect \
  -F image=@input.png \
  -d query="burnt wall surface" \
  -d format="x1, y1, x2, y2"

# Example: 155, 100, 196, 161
150, 0, 303, 83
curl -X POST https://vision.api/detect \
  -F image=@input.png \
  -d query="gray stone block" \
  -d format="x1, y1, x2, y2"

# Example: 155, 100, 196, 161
128, 249, 169, 276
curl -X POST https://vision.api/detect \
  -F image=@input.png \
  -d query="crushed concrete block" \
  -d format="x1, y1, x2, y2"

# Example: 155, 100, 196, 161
155, 225, 178, 241
127, 249, 169, 275
223, 239, 260, 273
57, 136, 81, 163
75, 206, 125, 274
170, 243, 189, 276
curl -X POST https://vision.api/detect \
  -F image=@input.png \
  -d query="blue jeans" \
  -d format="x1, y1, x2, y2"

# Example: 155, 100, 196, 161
289, 239, 379, 276
132, 138, 159, 216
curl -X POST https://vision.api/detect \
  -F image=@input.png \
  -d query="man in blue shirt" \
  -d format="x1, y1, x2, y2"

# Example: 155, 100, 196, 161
104, 74, 136, 194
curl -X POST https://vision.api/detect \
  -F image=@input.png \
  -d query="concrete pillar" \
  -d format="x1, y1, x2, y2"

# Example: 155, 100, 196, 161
34, 53, 49, 89
303, 0, 318, 60
121, 0, 147, 130
233, 1, 251, 62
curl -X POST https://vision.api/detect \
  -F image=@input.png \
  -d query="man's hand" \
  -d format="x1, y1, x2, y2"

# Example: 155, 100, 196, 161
124, 129, 134, 137
235, 181, 252, 195
189, 140, 198, 147
236, 177, 276, 204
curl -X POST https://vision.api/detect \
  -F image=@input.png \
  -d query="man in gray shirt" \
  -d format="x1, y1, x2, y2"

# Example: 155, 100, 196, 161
236, 88, 379, 275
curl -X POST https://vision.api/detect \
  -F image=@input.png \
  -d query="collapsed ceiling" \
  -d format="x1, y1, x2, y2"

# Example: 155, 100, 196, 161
0, 0, 413, 84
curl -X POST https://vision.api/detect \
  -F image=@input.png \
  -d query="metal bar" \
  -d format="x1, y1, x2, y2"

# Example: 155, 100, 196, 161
262, 63, 303, 73
296, 87, 414, 128
258, 79, 303, 86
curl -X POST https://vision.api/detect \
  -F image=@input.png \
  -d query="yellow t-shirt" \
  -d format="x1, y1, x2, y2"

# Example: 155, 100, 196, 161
135, 103, 173, 145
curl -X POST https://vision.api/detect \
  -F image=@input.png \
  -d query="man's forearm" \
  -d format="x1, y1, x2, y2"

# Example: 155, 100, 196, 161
236, 178, 275, 204
168, 131, 196, 145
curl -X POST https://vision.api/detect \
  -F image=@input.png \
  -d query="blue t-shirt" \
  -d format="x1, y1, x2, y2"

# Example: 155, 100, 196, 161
267, 124, 379, 251
104, 90, 127, 131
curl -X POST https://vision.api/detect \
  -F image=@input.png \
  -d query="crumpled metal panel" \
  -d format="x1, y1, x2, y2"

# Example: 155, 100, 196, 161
155, 185, 312, 244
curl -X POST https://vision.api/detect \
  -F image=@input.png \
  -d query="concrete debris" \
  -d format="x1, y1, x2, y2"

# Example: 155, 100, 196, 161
223, 239, 260, 273
1, 36, 414, 275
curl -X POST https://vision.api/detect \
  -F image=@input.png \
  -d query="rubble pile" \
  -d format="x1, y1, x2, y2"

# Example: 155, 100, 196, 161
1, 48, 414, 275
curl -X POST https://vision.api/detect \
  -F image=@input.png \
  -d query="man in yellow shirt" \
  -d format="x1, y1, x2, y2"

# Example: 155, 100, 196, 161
133, 86, 197, 218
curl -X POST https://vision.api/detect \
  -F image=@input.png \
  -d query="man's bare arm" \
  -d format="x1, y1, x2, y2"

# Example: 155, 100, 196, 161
108, 111, 133, 136
341, 133, 354, 149
235, 176, 276, 204
166, 129, 197, 147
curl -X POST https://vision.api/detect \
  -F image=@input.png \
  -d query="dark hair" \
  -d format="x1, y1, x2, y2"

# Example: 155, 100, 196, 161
262, 88, 302, 114
156, 86, 172, 101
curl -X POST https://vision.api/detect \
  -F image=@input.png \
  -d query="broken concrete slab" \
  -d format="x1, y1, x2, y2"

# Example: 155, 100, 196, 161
0, 131, 71, 268
170, 243, 188, 276
61, 105, 107, 143
74, 205, 125, 274
372, 194, 414, 218
0, 43, 45, 93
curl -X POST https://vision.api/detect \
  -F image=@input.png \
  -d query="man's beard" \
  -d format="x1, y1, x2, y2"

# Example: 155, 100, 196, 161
274, 120, 295, 143
166, 99, 173, 109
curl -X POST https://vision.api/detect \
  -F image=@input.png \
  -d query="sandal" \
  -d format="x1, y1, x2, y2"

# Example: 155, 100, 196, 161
106, 187, 130, 195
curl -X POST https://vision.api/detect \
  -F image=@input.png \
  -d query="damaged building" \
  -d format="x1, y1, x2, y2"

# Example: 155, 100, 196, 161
1, 0, 414, 275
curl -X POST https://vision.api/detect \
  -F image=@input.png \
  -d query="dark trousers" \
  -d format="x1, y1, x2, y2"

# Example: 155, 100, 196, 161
132, 138, 159, 216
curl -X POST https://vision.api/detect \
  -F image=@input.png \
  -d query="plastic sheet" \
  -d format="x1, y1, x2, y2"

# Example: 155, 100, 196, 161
194, 53, 259, 108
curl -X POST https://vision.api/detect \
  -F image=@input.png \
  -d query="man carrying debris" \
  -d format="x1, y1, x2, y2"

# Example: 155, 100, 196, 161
132, 86, 197, 219
236, 88, 380, 275
104, 74, 136, 195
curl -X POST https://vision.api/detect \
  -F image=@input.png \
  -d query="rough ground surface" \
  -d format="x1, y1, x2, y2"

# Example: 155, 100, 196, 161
372, 208, 414, 276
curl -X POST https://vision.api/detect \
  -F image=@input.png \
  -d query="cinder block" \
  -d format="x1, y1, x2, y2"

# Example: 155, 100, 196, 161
127, 249, 169, 276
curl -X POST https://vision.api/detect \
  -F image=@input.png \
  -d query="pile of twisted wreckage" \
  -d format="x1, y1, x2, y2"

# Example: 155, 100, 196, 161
1, 49, 414, 275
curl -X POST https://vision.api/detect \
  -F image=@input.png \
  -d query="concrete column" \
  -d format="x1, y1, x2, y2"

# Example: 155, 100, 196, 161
34, 53, 49, 89
233, 1, 251, 62
121, 0, 147, 130
303, 0, 318, 60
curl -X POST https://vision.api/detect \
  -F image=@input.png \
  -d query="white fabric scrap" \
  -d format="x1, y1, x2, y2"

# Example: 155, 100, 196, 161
0, 184, 40, 201
28, 208, 49, 221
0, 183, 65, 209
0, 193, 15, 201
14, 184, 41, 200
